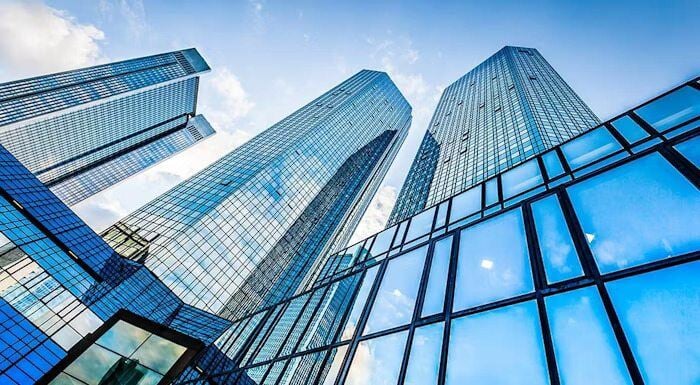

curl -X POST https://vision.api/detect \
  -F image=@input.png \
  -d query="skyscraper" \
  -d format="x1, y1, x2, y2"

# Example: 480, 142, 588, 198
0, 48, 214, 206
102, 70, 412, 318
389, 46, 600, 224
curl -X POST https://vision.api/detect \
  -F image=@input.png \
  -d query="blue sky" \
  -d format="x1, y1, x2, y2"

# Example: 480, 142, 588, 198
0, 0, 698, 239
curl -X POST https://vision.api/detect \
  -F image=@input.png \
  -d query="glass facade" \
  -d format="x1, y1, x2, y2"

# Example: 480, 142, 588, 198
389, 46, 600, 224
171, 77, 699, 384
102, 70, 412, 318
0, 49, 213, 206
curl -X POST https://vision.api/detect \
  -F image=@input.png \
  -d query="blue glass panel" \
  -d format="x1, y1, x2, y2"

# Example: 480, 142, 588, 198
453, 209, 533, 311
421, 236, 452, 317
546, 286, 632, 385
485, 179, 498, 206
531, 195, 583, 283
345, 330, 408, 385
340, 266, 379, 340
561, 127, 623, 170
369, 225, 396, 257
567, 153, 700, 273
406, 207, 435, 241
501, 159, 543, 199
363, 246, 427, 334
435, 201, 449, 229
404, 321, 444, 385
445, 301, 549, 384
449, 186, 481, 223
541, 150, 565, 178
674, 135, 700, 168
606, 261, 700, 384
320, 346, 348, 385
611, 116, 649, 144
635, 86, 700, 131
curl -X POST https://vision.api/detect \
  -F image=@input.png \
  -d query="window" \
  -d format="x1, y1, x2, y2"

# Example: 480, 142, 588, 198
545, 287, 632, 385
560, 127, 622, 170
541, 150, 565, 178
344, 330, 408, 385
405, 207, 435, 241
567, 153, 700, 273
340, 266, 379, 340
485, 178, 498, 206
453, 209, 534, 311
611, 116, 649, 144
445, 301, 549, 384
501, 159, 543, 199
449, 186, 481, 223
674, 135, 700, 168
531, 195, 583, 283
635, 86, 700, 132
421, 236, 452, 317
369, 225, 396, 257
321, 345, 348, 385
606, 261, 700, 384
404, 322, 444, 385
363, 246, 428, 334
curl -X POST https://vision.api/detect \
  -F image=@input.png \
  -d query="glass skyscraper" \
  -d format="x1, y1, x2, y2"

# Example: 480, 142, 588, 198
102, 70, 412, 318
0, 48, 214, 206
389, 46, 600, 224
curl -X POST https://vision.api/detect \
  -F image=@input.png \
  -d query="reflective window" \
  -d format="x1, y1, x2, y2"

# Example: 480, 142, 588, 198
435, 201, 449, 229
392, 220, 409, 247
370, 225, 396, 257
542, 150, 565, 178
561, 127, 623, 170
421, 236, 452, 317
406, 207, 435, 241
485, 178, 498, 206
635, 86, 700, 131
501, 159, 543, 199
404, 322, 444, 385
453, 209, 533, 311
321, 345, 348, 385
611, 116, 649, 144
607, 261, 700, 384
674, 135, 700, 168
363, 246, 428, 334
531, 195, 583, 283
449, 186, 481, 223
345, 330, 408, 385
445, 301, 549, 384
546, 287, 632, 385
340, 266, 379, 340
567, 153, 700, 273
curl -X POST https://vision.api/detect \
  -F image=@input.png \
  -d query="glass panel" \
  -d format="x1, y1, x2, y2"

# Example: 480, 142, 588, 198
449, 186, 481, 223
406, 207, 436, 241
501, 159, 544, 199
363, 246, 428, 334
131, 334, 187, 374
611, 116, 649, 144
421, 236, 452, 317
607, 261, 700, 384
567, 153, 700, 273
345, 330, 408, 385
674, 135, 700, 168
340, 266, 379, 340
635, 86, 700, 131
561, 127, 623, 170
453, 209, 533, 311
63, 345, 121, 385
445, 301, 549, 384
95, 320, 149, 357
542, 150, 565, 178
321, 345, 348, 385
392, 220, 408, 247
370, 226, 396, 257
435, 201, 449, 229
546, 286, 632, 385
531, 195, 583, 283
404, 321, 444, 385
485, 179, 498, 206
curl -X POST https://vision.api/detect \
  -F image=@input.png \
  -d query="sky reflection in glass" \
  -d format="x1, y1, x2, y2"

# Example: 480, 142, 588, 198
546, 286, 632, 385
363, 246, 427, 334
501, 159, 543, 199
449, 186, 481, 223
567, 153, 700, 273
340, 266, 378, 340
404, 321, 444, 385
561, 127, 622, 170
635, 86, 700, 131
345, 330, 408, 385
453, 209, 533, 311
445, 301, 549, 385
406, 207, 435, 241
542, 150, 565, 178
611, 116, 649, 144
531, 195, 583, 283
421, 236, 452, 317
674, 135, 700, 168
606, 261, 700, 384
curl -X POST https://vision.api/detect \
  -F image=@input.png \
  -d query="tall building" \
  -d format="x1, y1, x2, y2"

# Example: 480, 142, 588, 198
0, 48, 214, 206
102, 70, 412, 318
389, 46, 600, 224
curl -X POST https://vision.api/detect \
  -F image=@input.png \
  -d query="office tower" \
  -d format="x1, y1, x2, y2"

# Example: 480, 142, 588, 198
177, 77, 700, 385
102, 70, 412, 318
389, 46, 600, 224
0, 48, 214, 206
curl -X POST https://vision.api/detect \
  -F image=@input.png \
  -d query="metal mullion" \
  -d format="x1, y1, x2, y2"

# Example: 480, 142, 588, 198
557, 190, 645, 384
437, 230, 460, 385
335, 260, 389, 385
245, 303, 289, 367
658, 145, 700, 189
627, 111, 659, 137
604, 123, 633, 151
522, 203, 561, 384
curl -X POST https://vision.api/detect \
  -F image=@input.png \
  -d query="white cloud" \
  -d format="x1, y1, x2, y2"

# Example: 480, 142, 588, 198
98, 0, 147, 39
199, 67, 255, 133
0, 1, 105, 80
349, 185, 397, 244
